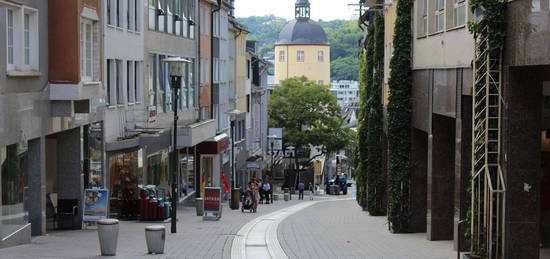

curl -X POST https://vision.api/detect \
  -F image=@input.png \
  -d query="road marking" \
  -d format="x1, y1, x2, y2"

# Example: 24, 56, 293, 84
231, 197, 354, 259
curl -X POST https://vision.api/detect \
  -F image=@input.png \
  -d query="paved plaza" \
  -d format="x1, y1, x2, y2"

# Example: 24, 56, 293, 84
9, 192, 549, 259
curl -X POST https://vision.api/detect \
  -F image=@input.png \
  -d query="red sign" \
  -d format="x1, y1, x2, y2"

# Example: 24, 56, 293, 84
204, 188, 221, 212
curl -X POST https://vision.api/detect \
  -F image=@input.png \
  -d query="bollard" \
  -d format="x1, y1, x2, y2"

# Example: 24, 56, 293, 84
284, 192, 290, 201
195, 198, 204, 216
231, 188, 240, 210
97, 219, 119, 256
273, 194, 279, 201
145, 225, 166, 254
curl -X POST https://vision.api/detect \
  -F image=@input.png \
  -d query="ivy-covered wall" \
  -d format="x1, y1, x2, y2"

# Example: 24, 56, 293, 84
386, 0, 413, 233
365, 12, 386, 216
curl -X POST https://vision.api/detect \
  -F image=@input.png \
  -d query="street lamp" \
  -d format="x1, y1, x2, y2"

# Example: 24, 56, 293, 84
226, 109, 241, 209
162, 56, 190, 234
268, 135, 277, 178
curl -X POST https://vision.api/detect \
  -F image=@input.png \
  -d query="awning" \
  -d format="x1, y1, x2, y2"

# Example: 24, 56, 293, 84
177, 119, 216, 147
197, 133, 230, 155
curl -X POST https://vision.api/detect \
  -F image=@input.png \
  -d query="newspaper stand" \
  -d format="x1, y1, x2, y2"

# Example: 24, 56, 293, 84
203, 187, 222, 221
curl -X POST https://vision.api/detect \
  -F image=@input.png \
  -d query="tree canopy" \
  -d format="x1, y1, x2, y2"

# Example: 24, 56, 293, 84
268, 77, 352, 159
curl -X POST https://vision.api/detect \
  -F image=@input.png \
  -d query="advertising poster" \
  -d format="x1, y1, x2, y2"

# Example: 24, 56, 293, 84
204, 187, 221, 212
83, 189, 109, 221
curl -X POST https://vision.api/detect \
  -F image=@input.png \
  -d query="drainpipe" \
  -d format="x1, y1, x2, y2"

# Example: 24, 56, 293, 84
211, 0, 222, 120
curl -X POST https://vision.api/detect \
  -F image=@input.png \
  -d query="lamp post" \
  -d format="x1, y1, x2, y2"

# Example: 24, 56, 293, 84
268, 135, 277, 178
227, 109, 241, 209
162, 57, 190, 234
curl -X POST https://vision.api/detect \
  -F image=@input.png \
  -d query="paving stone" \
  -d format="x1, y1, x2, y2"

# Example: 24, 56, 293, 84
278, 200, 456, 259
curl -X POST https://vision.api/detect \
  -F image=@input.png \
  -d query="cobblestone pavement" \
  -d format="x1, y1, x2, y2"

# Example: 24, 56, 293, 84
0, 194, 313, 259
278, 199, 456, 259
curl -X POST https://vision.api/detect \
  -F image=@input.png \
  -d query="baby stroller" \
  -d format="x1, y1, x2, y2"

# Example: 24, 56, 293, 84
241, 190, 256, 213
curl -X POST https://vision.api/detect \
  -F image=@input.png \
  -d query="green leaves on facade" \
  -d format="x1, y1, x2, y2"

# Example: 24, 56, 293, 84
387, 0, 413, 233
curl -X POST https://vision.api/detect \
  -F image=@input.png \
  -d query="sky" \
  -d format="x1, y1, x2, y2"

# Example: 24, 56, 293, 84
234, 0, 359, 21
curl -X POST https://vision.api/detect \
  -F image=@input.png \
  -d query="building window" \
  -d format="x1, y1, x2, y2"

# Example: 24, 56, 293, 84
135, 61, 142, 102
279, 51, 285, 62
127, 0, 133, 30
148, 0, 156, 29
318, 50, 324, 62
107, 0, 112, 25
318, 80, 324, 85
419, 0, 428, 36
117, 0, 123, 27
127, 61, 135, 103
106, 60, 112, 105
117, 60, 124, 104
167, 0, 173, 33
297, 50, 305, 62
158, 0, 166, 32
0, 144, 29, 241
81, 19, 95, 81
435, 0, 445, 32
135, 0, 141, 32
246, 94, 250, 112
453, 0, 466, 27
6, 7, 38, 71
7, 9, 14, 66
247, 60, 251, 79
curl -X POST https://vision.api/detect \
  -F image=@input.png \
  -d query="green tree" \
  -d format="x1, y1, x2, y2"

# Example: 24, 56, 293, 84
331, 56, 359, 81
269, 77, 352, 166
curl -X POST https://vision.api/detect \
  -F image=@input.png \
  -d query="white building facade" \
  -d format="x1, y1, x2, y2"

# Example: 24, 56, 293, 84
330, 80, 359, 107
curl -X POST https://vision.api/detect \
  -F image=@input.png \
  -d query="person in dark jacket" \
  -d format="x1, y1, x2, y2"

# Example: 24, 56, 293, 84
298, 182, 305, 200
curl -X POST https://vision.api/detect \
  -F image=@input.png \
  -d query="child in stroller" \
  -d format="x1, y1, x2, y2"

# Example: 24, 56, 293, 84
241, 189, 256, 213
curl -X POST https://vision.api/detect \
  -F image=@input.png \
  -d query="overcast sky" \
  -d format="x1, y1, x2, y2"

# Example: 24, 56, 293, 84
234, 0, 359, 21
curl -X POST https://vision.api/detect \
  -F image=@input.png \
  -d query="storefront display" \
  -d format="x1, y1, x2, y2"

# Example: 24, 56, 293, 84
109, 149, 142, 219
0, 143, 29, 240
179, 148, 195, 199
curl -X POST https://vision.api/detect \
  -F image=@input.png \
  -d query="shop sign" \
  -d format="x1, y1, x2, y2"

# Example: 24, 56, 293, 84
203, 187, 222, 220
148, 106, 157, 122
83, 189, 109, 222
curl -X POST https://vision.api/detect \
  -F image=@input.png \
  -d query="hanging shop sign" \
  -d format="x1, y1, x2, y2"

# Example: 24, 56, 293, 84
203, 187, 222, 221
83, 189, 109, 222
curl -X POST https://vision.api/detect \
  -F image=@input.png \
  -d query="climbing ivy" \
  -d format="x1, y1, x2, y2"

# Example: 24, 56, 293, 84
386, 0, 413, 233
366, 12, 386, 216
356, 48, 369, 210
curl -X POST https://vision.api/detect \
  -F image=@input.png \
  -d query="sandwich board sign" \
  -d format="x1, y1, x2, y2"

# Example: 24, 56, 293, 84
83, 189, 109, 222
203, 187, 222, 221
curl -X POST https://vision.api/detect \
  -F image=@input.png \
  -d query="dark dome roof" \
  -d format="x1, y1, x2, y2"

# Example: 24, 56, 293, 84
275, 19, 329, 46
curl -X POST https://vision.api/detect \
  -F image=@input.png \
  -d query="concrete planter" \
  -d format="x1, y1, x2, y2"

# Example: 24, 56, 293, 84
145, 225, 166, 254
97, 219, 119, 256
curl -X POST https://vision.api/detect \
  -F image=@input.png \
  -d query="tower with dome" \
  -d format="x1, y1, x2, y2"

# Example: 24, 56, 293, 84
274, 0, 331, 86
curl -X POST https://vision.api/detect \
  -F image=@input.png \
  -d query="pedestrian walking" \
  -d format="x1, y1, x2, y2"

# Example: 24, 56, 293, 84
308, 182, 314, 200
298, 182, 305, 200
251, 179, 260, 212
258, 179, 264, 204
263, 181, 272, 204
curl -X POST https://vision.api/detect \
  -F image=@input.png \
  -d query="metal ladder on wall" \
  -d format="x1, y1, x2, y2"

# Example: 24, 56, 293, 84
471, 25, 506, 259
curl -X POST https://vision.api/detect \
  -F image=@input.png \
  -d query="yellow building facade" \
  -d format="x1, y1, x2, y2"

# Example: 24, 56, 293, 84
274, 45, 330, 85
274, 0, 330, 85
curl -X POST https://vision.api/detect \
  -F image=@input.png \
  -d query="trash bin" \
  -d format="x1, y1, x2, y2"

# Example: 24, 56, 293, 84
195, 198, 204, 216
231, 188, 240, 210
145, 225, 166, 254
273, 194, 279, 201
284, 192, 290, 201
97, 219, 119, 256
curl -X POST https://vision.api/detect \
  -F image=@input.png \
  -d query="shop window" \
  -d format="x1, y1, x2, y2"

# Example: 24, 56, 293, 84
200, 156, 214, 197
109, 149, 142, 219
179, 149, 195, 198
146, 151, 169, 192
86, 122, 104, 188
0, 143, 29, 239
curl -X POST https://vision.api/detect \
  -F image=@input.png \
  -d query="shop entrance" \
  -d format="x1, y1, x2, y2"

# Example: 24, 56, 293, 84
108, 149, 142, 219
